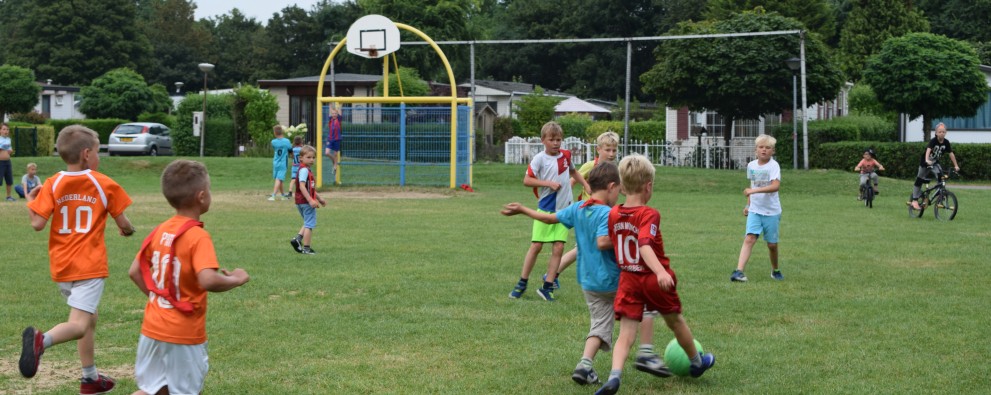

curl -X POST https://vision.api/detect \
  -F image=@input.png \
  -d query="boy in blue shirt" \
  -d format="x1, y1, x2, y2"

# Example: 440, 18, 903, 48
269, 126, 292, 201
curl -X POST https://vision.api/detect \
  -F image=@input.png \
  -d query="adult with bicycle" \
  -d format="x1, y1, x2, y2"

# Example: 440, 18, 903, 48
910, 123, 960, 211
854, 148, 884, 201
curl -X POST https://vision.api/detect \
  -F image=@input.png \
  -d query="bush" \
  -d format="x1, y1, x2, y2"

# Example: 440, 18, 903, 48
585, 120, 664, 142
203, 118, 236, 156
815, 141, 991, 180
137, 112, 176, 129
48, 119, 130, 144
9, 111, 48, 124
770, 115, 896, 167
493, 116, 515, 143
174, 93, 236, 156
556, 113, 593, 138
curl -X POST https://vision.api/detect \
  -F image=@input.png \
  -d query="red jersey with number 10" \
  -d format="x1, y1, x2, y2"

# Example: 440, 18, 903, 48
295, 163, 316, 204
608, 204, 672, 275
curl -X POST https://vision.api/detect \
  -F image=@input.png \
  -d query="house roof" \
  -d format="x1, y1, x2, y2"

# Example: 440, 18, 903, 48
459, 79, 570, 97
38, 82, 80, 92
555, 96, 611, 114
258, 73, 381, 87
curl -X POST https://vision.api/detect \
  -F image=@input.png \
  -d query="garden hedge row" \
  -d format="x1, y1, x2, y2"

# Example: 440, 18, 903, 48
48, 119, 129, 145
771, 115, 896, 168
816, 141, 991, 180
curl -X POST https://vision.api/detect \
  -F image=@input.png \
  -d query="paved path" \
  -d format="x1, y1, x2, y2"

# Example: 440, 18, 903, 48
948, 184, 991, 190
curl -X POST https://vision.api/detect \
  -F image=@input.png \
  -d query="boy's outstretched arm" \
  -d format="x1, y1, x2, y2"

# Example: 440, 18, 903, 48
198, 268, 250, 292
114, 213, 135, 237
501, 202, 559, 224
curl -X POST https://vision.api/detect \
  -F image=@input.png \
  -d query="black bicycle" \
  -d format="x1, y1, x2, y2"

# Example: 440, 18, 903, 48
859, 171, 878, 208
907, 164, 958, 221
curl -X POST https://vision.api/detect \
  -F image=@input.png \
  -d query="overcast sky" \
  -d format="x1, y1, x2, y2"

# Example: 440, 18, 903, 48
193, 0, 324, 21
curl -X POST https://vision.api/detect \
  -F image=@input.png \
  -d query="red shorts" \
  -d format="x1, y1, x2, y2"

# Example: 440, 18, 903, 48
614, 270, 682, 320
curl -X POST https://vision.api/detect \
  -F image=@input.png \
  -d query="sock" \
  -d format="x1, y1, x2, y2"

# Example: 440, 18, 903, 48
608, 369, 622, 381
82, 365, 98, 380
690, 352, 702, 367
304, 245, 310, 249
638, 344, 654, 355
42, 332, 53, 348
543, 281, 554, 290
294, 234, 303, 241
518, 278, 528, 286
578, 357, 593, 368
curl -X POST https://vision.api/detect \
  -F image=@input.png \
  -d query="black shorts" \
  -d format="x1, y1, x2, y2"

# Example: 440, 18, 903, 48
0, 160, 12, 186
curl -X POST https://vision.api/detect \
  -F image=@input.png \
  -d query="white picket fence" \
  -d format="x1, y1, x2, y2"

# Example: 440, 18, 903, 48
504, 136, 757, 170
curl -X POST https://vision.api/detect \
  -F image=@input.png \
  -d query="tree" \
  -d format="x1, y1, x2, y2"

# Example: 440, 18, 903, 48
706, 0, 837, 43
374, 66, 430, 97
862, 33, 989, 141
4, 0, 152, 85
514, 87, 564, 136
641, 11, 843, 150
80, 68, 159, 120
837, 0, 928, 82
255, 5, 325, 79
136, 0, 212, 89
847, 83, 896, 122
918, 0, 991, 43
0, 64, 42, 121
205, 9, 266, 86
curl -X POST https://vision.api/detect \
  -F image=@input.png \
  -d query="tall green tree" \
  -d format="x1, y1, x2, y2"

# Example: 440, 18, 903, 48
136, 0, 212, 89
311, 0, 369, 76
514, 87, 564, 136
4, 0, 152, 85
863, 33, 989, 141
641, 10, 843, 150
706, 0, 837, 43
837, 0, 928, 81
918, 0, 991, 43
374, 66, 430, 97
0, 64, 42, 121
256, 5, 326, 79
80, 68, 160, 120
205, 9, 266, 86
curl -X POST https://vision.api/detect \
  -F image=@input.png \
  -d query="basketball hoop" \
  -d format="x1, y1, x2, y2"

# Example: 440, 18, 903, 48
358, 48, 379, 58
346, 15, 400, 59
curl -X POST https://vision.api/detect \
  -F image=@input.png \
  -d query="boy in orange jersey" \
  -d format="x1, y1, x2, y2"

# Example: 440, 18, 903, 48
21, 125, 135, 394
128, 159, 250, 395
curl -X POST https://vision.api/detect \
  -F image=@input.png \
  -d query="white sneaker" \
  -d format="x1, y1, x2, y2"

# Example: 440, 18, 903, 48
267, 194, 276, 201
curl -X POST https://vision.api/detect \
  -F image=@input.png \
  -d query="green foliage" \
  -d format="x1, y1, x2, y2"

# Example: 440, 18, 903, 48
374, 66, 430, 98
847, 83, 896, 122
642, 10, 843, 144
136, 0, 211, 88
514, 87, 564, 136
815, 141, 991, 180
137, 112, 177, 129
35, 124, 56, 157
80, 68, 160, 121
203, 118, 236, 156
149, 84, 174, 114
705, 0, 838, 43
234, 85, 279, 149
0, 64, 42, 120
8, 111, 48, 125
555, 113, 593, 138
585, 120, 665, 142
493, 116, 516, 143
919, 0, 991, 43
837, 0, 929, 81
173, 93, 236, 156
48, 119, 130, 144
206, 9, 266, 85
863, 33, 989, 141
770, 114, 897, 167
7, 123, 56, 157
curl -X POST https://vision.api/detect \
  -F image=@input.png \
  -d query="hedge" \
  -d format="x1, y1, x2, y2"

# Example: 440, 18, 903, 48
48, 119, 129, 145
585, 120, 664, 142
816, 141, 991, 180
771, 115, 896, 168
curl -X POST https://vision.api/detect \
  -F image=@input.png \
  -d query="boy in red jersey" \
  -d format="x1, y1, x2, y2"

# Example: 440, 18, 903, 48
595, 154, 714, 395
128, 159, 250, 395
21, 125, 135, 394
290, 146, 327, 254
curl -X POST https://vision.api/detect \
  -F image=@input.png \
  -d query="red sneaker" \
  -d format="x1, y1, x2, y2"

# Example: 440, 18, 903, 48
19, 326, 44, 378
80, 374, 116, 395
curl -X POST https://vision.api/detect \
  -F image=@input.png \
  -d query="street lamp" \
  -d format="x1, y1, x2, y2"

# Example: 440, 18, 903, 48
786, 57, 801, 170
198, 63, 215, 157
174, 81, 184, 94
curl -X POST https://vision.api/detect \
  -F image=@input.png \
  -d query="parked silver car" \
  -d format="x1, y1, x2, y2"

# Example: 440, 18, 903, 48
108, 122, 172, 156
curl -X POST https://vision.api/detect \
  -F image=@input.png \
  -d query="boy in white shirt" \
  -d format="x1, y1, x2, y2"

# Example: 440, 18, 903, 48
731, 134, 783, 282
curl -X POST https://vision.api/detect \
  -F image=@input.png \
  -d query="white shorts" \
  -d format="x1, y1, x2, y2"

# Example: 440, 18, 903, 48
57, 278, 105, 314
135, 335, 209, 395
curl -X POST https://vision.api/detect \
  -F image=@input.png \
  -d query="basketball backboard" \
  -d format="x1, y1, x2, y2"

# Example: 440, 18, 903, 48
345, 15, 401, 59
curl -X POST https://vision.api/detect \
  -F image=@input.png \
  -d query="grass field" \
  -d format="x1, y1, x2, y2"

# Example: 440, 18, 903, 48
1, 156, 989, 394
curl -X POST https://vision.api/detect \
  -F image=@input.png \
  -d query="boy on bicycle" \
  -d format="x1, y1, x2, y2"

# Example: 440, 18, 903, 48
910, 123, 960, 210
854, 149, 884, 200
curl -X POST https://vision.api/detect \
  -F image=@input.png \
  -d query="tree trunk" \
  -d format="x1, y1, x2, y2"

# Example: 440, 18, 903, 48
922, 114, 931, 142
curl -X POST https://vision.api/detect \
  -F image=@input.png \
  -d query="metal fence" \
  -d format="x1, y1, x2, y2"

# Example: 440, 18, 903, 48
322, 104, 472, 187
504, 136, 757, 170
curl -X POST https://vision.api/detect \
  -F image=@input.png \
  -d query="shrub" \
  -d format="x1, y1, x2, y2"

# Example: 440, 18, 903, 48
137, 112, 176, 129
493, 116, 515, 143
48, 119, 130, 144
556, 113, 593, 138
174, 93, 236, 156
815, 141, 991, 180
771, 115, 896, 167
586, 120, 664, 142
9, 111, 48, 124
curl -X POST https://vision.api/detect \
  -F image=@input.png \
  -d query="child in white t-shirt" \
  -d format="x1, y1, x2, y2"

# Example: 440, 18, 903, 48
731, 134, 782, 283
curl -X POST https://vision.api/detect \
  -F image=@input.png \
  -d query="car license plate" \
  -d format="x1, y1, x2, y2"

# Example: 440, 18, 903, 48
121, 137, 134, 142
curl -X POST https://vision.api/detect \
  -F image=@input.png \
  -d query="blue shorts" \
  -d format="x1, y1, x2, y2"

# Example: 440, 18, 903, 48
291, 165, 300, 179
297, 204, 317, 229
745, 212, 780, 244
273, 165, 286, 180
326, 140, 341, 153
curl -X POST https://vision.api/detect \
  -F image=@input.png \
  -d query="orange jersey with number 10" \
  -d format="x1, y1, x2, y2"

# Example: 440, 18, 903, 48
27, 170, 132, 282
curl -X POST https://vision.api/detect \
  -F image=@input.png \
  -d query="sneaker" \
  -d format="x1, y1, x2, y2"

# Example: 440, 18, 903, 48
290, 238, 302, 253
300, 247, 316, 255
79, 374, 115, 395
509, 282, 526, 299
542, 273, 560, 289
284, 192, 293, 198
730, 270, 748, 282
5, 196, 14, 202
635, 351, 673, 378
771, 270, 784, 280
911, 200, 921, 210
857, 195, 863, 201
19, 327, 44, 378
536, 287, 555, 301
595, 377, 621, 395
689, 353, 715, 378
571, 365, 600, 385
267, 194, 277, 201
874, 189, 880, 195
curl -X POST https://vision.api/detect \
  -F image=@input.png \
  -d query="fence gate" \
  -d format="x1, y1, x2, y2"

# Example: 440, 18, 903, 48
12, 127, 37, 157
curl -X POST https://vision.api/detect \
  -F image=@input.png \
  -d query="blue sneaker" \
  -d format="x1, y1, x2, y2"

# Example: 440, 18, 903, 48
771, 270, 784, 280
542, 273, 560, 289
689, 353, 715, 378
595, 377, 620, 395
571, 365, 599, 385
730, 270, 748, 282
509, 282, 526, 299
536, 287, 555, 301
635, 351, 673, 378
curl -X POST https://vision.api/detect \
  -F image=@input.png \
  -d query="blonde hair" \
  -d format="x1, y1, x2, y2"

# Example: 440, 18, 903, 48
273, 125, 285, 136
299, 145, 316, 157
618, 154, 655, 194
754, 134, 777, 148
161, 160, 209, 209
540, 121, 563, 139
56, 125, 100, 164
596, 131, 619, 148
26, 162, 37, 170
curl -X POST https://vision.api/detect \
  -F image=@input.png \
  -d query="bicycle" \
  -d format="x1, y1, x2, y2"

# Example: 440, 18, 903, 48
907, 164, 958, 221
858, 171, 879, 208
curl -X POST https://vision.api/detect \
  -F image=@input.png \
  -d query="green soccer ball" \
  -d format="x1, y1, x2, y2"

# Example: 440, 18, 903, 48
663, 338, 704, 377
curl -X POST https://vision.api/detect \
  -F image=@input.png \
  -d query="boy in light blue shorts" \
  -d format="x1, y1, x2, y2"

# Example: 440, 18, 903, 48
731, 134, 783, 282
269, 126, 292, 201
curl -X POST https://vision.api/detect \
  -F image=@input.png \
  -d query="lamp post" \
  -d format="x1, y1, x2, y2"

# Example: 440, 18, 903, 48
786, 57, 801, 170
198, 63, 215, 157
174, 81, 184, 94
